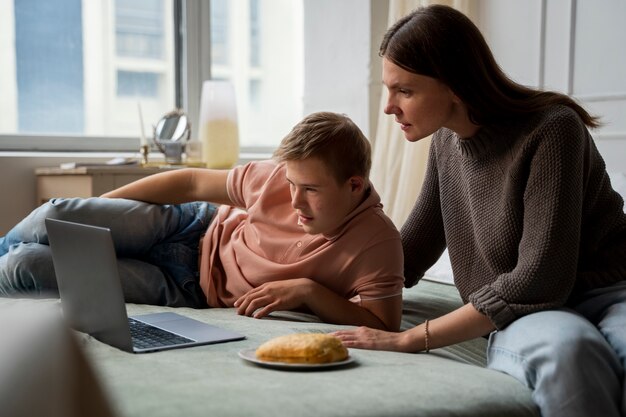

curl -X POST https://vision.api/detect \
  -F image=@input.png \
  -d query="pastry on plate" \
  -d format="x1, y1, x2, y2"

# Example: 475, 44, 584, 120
255, 333, 348, 364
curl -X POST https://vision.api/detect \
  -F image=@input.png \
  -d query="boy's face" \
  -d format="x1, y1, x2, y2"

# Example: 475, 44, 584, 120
285, 157, 362, 236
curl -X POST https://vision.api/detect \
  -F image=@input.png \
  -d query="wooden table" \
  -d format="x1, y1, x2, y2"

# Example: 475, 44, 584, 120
35, 165, 178, 205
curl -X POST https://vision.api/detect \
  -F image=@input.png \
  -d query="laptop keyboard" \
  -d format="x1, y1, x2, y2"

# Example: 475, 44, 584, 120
128, 318, 195, 349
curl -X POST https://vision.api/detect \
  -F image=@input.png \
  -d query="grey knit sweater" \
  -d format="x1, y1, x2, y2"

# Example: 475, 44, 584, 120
401, 105, 626, 329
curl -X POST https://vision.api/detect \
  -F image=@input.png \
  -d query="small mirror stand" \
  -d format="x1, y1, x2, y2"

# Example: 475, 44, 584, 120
152, 108, 191, 164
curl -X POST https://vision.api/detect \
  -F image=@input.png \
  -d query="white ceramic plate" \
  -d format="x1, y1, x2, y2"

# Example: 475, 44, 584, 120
238, 348, 356, 370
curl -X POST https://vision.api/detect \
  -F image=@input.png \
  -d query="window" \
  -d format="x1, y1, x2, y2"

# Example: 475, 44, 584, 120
115, 0, 164, 59
209, 0, 230, 68
208, 0, 303, 148
13, 0, 85, 135
117, 71, 159, 97
0, 0, 303, 152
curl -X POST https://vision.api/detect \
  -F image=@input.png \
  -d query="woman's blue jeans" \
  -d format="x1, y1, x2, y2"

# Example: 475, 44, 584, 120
487, 280, 626, 417
0, 197, 217, 308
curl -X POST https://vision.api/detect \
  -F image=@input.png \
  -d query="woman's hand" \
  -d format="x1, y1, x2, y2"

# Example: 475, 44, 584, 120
334, 304, 496, 353
333, 327, 413, 352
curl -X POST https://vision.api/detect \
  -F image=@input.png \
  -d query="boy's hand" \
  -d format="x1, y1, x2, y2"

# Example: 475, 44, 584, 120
235, 279, 401, 331
234, 278, 313, 319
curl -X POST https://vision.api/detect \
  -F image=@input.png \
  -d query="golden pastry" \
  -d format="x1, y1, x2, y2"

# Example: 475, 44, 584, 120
255, 333, 349, 364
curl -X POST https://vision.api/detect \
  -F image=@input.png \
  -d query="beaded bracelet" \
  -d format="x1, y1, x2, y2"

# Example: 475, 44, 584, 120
424, 319, 430, 353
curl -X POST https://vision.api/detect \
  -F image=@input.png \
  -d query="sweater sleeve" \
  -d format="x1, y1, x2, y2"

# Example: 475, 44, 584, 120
401, 138, 448, 288
469, 108, 587, 329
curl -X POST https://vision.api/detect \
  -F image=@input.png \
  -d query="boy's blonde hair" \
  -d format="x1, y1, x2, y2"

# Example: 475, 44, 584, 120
273, 112, 371, 184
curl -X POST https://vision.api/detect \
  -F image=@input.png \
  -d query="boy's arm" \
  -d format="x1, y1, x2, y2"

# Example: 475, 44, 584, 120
234, 278, 402, 331
101, 168, 233, 205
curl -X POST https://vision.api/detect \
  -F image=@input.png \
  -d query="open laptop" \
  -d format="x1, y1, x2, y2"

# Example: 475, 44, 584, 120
45, 218, 245, 353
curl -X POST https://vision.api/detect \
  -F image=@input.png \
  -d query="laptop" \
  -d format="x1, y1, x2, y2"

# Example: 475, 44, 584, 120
45, 218, 245, 353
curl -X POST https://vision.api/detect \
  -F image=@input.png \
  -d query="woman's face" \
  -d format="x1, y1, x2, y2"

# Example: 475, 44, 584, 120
382, 58, 471, 141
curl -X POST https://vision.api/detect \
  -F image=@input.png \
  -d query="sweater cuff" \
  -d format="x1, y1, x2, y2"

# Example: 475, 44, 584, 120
468, 286, 517, 330
403, 269, 423, 289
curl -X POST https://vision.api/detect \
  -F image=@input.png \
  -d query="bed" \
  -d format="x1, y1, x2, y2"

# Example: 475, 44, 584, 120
0, 279, 539, 417
4, 171, 625, 417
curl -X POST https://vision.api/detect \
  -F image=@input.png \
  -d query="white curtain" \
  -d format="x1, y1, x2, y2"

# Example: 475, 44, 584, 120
370, 0, 476, 228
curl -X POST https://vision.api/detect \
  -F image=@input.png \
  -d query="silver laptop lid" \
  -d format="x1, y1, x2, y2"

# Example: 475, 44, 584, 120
46, 218, 134, 352
46, 218, 245, 354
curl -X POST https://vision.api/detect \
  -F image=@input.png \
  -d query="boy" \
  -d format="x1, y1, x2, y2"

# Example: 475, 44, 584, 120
0, 112, 403, 330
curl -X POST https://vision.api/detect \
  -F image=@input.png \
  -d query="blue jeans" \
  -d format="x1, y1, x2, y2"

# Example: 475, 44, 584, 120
0, 197, 217, 308
487, 280, 626, 417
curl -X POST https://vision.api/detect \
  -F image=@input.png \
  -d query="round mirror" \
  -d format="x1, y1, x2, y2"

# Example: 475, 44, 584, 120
152, 108, 191, 164
154, 109, 190, 143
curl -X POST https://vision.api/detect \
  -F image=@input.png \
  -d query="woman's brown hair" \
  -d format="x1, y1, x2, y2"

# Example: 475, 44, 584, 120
381, 5, 599, 128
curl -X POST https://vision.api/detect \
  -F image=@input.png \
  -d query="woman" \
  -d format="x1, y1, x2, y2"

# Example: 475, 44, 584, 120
333, 5, 626, 417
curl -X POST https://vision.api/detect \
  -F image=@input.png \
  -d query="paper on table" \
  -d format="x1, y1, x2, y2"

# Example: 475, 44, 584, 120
59, 158, 139, 169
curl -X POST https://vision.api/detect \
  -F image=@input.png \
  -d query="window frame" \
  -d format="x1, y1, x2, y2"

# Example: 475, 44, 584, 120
0, 0, 275, 155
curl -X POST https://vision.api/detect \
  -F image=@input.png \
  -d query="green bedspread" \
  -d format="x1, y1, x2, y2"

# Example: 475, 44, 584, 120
0, 280, 538, 417
70, 279, 538, 417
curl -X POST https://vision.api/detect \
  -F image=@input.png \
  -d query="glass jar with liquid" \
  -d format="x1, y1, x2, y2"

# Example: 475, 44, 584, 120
198, 80, 240, 169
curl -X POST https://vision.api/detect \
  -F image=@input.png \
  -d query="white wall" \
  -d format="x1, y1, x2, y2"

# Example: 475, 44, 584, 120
302, 0, 371, 134
476, 0, 626, 173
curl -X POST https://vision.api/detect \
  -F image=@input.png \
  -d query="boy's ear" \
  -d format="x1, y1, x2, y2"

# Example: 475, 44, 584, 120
349, 176, 365, 193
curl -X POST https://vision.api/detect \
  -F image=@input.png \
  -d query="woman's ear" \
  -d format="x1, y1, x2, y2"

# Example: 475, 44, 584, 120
451, 90, 462, 105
